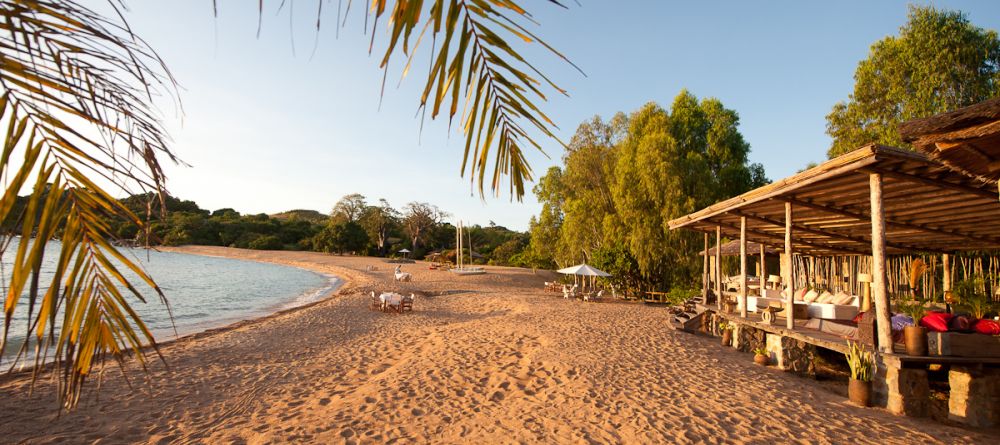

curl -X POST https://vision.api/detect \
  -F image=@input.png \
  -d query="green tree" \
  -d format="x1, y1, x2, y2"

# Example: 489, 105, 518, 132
359, 199, 398, 255
330, 193, 367, 224
826, 5, 1000, 158
613, 91, 766, 289
402, 202, 447, 255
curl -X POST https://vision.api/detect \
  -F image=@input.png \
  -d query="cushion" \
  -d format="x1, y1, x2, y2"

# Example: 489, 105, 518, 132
974, 319, 1000, 336
920, 311, 953, 332
833, 292, 854, 305
891, 314, 913, 331
794, 288, 809, 301
948, 315, 977, 333
802, 289, 819, 302
815, 291, 834, 304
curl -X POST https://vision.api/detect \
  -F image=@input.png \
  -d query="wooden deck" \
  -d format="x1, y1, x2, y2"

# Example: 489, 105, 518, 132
715, 311, 1000, 366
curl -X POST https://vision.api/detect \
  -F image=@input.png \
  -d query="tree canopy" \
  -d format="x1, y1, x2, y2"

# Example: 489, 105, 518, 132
530, 91, 768, 294
826, 5, 1000, 158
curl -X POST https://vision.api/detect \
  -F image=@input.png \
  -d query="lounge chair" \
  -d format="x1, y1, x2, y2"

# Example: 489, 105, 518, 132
394, 272, 412, 282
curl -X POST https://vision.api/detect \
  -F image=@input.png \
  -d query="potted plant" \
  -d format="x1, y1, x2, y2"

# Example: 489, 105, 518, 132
954, 277, 997, 319
719, 321, 734, 346
896, 298, 928, 356
752, 347, 769, 366
845, 341, 876, 406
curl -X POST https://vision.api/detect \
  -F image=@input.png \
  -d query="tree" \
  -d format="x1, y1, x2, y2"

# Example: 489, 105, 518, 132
402, 202, 447, 254
313, 221, 369, 254
359, 199, 398, 255
826, 5, 1000, 158
330, 193, 367, 223
613, 92, 767, 288
0, 0, 571, 408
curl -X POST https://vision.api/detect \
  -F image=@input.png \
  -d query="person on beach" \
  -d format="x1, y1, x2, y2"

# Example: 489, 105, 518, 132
395, 265, 402, 274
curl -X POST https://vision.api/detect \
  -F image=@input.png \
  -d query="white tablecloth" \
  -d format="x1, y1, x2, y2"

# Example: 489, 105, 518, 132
380, 292, 403, 306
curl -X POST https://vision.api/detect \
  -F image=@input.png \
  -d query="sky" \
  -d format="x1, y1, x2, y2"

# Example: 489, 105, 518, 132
89, 0, 1000, 231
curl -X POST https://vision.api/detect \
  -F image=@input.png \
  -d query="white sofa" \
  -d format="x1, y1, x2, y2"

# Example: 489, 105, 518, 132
748, 289, 860, 321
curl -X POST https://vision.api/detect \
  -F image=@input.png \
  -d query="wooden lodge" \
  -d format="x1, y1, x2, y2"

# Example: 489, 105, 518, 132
668, 143, 1000, 427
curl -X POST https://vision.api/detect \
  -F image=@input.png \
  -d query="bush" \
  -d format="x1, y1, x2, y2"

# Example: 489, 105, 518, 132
248, 235, 283, 250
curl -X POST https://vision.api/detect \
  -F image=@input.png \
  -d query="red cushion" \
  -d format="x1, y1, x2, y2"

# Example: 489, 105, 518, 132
920, 311, 953, 332
974, 319, 1000, 336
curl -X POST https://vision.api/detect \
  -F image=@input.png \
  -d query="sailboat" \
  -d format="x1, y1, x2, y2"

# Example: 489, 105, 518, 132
450, 220, 486, 275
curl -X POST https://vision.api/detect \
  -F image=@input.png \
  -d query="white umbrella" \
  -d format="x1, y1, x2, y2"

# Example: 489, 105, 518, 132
557, 263, 611, 277
398, 248, 411, 258
557, 263, 611, 291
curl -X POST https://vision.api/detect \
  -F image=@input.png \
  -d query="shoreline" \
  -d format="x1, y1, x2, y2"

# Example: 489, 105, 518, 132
151, 246, 362, 350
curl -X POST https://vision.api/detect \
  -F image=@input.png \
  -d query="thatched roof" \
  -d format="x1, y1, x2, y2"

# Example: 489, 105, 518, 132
699, 240, 779, 256
669, 144, 1000, 256
898, 97, 1000, 184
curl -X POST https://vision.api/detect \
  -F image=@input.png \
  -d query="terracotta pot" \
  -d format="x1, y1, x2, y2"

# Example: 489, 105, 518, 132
721, 330, 732, 346
848, 378, 872, 407
754, 354, 769, 366
903, 325, 928, 356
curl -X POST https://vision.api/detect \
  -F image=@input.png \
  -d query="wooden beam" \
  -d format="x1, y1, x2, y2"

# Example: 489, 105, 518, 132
785, 202, 794, 329
870, 173, 893, 353
740, 216, 748, 318
942, 253, 951, 295
732, 210, 937, 253
759, 243, 767, 293
785, 197, 1000, 245
864, 167, 996, 200
712, 219, 866, 255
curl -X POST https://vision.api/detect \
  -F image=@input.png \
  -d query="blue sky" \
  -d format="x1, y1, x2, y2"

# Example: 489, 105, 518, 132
98, 1, 1000, 230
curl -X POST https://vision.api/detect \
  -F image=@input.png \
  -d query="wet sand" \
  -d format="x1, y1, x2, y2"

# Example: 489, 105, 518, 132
0, 246, 993, 444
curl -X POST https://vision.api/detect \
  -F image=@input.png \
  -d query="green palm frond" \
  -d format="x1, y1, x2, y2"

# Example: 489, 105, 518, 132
0, 0, 176, 409
370, 0, 579, 198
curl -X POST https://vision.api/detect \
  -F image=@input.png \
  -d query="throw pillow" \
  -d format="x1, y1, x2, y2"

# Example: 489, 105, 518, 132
974, 319, 1000, 335
803, 289, 819, 303
819, 291, 836, 304
920, 312, 952, 332
833, 292, 854, 305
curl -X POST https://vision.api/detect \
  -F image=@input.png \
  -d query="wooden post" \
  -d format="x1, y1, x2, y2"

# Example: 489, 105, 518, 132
716, 225, 723, 311
785, 201, 794, 329
942, 253, 951, 294
702, 232, 709, 302
870, 173, 893, 353
759, 244, 767, 290
740, 216, 748, 318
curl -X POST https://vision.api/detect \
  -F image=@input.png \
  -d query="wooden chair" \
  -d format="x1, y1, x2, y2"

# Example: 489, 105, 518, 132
370, 291, 384, 312
401, 294, 415, 312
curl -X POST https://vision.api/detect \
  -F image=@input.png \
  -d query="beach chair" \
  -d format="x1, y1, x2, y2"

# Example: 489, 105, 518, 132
401, 293, 415, 312
394, 272, 412, 282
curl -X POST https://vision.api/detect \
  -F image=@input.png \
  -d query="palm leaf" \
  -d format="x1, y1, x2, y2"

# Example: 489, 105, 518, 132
0, 0, 176, 409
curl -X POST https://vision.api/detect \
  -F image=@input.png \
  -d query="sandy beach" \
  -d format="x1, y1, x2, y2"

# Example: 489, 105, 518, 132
0, 246, 993, 444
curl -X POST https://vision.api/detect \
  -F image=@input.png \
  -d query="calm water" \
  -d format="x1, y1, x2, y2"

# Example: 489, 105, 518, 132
1, 238, 340, 360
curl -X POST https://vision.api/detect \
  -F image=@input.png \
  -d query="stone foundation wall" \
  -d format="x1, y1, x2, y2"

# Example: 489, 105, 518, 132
735, 324, 766, 353
779, 337, 816, 375
949, 366, 1000, 428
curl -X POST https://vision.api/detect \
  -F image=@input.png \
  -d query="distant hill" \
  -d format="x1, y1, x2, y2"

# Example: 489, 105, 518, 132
270, 209, 328, 223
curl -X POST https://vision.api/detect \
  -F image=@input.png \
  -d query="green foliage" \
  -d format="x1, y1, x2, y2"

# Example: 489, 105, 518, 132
248, 235, 283, 250
827, 5, 1000, 158
845, 341, 876, 382
895, 298, 927, 324
590, 245, 643, 298
952, 277, 997, 319
313, 221, 369, 254
752, 347, 768, 356
528, 92, 766, 293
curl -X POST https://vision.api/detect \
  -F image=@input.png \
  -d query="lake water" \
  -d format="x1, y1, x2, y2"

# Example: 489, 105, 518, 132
1, 238, 341, 361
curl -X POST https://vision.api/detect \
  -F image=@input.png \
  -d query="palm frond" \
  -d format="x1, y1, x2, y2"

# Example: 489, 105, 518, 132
370, 0, 579, 199
0, 0, 176, 409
